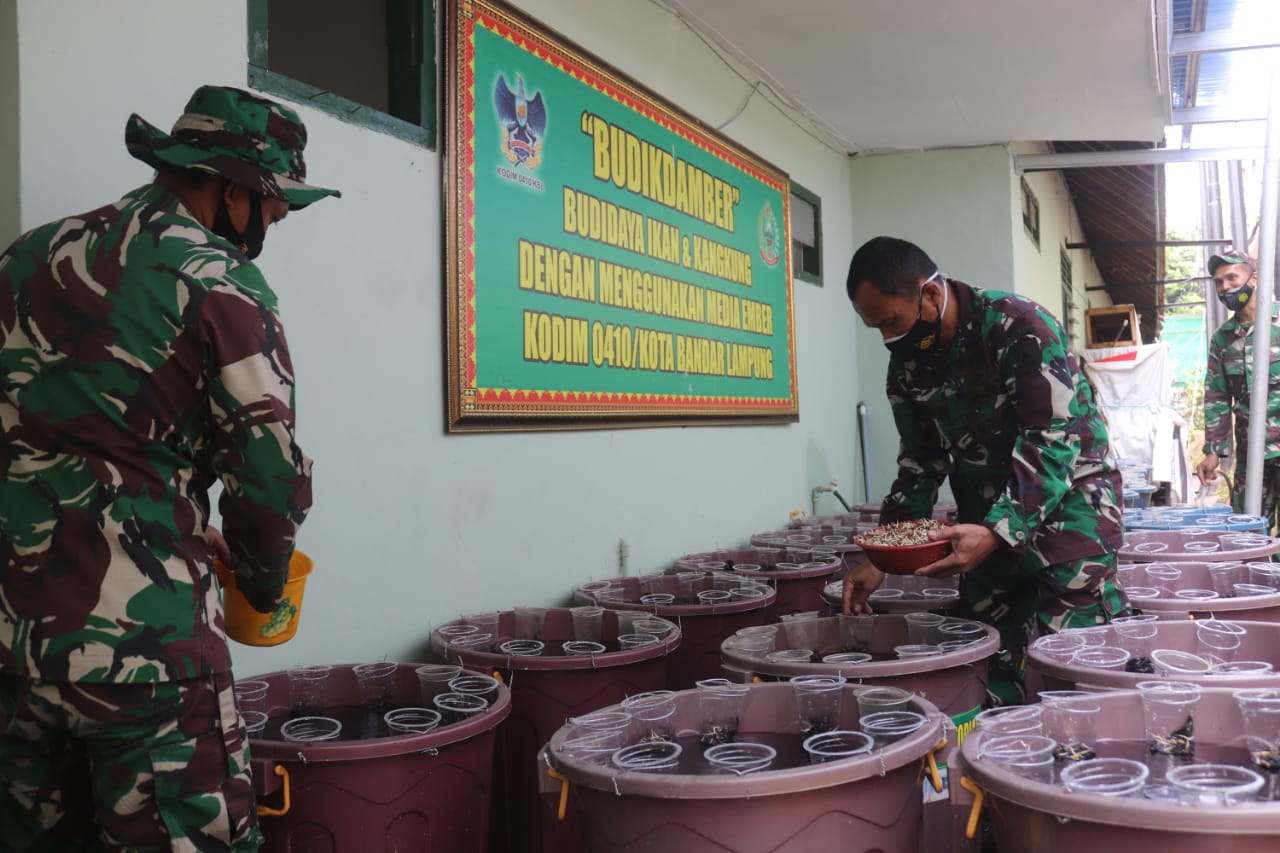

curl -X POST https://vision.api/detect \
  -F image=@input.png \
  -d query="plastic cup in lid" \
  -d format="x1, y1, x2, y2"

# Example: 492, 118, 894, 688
281, 715, 342, 743
1061, 757, 1148, 797
803, 729, 874, 763
611, 741, 682, 771
704, 742, 776, 775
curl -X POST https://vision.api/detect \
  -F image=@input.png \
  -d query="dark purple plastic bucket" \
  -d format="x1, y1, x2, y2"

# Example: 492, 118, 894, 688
677, 545, 844, 618
1120, 529, 1280, 563
956, 688, 1280, 852
573, 571, 775, 689
247, 663, 510, 853
1115, 560, 1280, 622
433, 608, 680, 853
546, 681, 947, 852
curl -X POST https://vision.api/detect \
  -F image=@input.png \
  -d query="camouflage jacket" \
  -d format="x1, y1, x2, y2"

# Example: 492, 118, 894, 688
1203, 308, 1280, 460
880, 281, 1122, 569
0, 184, 312, 683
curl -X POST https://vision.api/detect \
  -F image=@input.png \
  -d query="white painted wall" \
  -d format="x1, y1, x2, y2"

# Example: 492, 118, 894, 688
846, 145, 1016, 503
0, 1, 19, 243
1009, 142, 1109, 350
10, 0, 864, 674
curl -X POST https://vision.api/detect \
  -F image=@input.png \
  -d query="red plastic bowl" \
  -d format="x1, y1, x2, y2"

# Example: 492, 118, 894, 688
854, 523, 953, 575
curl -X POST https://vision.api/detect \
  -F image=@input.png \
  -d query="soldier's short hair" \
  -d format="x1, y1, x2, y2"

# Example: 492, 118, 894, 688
846, 236, 939, 301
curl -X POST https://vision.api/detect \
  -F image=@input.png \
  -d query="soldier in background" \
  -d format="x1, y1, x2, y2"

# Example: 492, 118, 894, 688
1195, 248, 1280, 533
842, 236, 1129, 705
0, 86, 337, 851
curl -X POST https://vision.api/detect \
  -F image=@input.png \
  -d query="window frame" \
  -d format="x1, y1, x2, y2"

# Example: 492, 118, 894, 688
1021, 176, 1040, 249
246, 0, 437, 148
790, 181, 823, 286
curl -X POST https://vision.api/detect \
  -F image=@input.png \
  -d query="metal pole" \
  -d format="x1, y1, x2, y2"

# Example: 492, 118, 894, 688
856, 401, 872, 503
1244, 53, 1280, 516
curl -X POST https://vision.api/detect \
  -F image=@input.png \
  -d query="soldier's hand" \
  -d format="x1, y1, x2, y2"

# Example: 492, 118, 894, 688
206, 526, 232, 566
842, 560, 886, 615
914, 523, 999, 578
1196, 453, 1221, 486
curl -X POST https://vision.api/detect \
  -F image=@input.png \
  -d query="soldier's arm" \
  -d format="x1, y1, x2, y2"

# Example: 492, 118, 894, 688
201, 266, 313, 613
880, 371, 946, 523
982, 313, 1083, 553
1202, 336, 1232, 458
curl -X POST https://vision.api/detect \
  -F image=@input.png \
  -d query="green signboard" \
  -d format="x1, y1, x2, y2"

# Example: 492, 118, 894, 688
445, 0, 798, 430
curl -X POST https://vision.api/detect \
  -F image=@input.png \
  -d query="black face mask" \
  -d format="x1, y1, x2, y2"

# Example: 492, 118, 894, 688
884, 274, 948, 357
210, 185, 267, 260
1217, 282, 1254, 313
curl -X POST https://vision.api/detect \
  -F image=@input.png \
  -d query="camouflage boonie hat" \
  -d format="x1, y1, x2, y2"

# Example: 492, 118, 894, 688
126, 85, 340, 210
1208, 247, 1255, 276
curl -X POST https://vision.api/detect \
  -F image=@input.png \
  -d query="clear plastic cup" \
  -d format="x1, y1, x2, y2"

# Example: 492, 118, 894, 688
1042, 697, 1100, 759
1167, 763, 1265, 805
922, 588, 961, 602
1208, 660, 1273, 675
287, 664, 332, 716
611, 741, 682, 771
436, 624, 480, 645
1197, 619, 1245, 662
352, 661, 397, 712
617, 633, 660, 650
779, 612, 819, 649
384, 707, 441, 735
895, 644, 942, 658
233, 679, 270, 714
724, 634, 772, 659
1150, 648, 1213, 676
838, 614, 875, 652
696, 679, 749, 748
513, 606, 548, 640
633, 618, 675, 639
696, 590, 732, 605
1109, 615, 1158, 658
1124, 586, 1162, 600
978, 734, 1057, 782
622, 690, 677, 743
705, 742, 776, 774
433, 692, 489, 725
937, 620, 986, 644
791, 674, 845, 736
467, 611, 501, 637
1233, 583, 1275, 597
1248, 563, 1280, 590
1061, 757, 1148, 796
1032, 634, 1087, 664
640, 593, 676, 607
1209, 563, 1246, 596
281, 715, 342, 742
241, 710, 269, 738
905, 612, 946, 645
562, 730, 628, 764
856, 686, 913, 719
563, 640, 607, 656
1235, 687, 1280, 772
614, 610, 652, 634
1144, 564, 1182, 594
1138, 680, 1201, 756
822, 651, 872, 664
1071, 646, 1131, 671
729, 587, 767, 602
803, 730, 874, 764
860, 710, 927, 745
869, 588, 905, 600
448, 633, 495, 654
765, 649, 814, 663
975, 705, 1043, 736
447, 674, 500, 703
415, 664, 463, 704
1174, 588, 1220, 603
499, 639, 545, 656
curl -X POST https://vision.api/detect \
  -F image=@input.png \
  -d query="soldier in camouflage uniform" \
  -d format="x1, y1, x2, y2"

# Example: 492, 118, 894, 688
0, 86, 338, 851
1195, 248, 1280, 532
843, 237, 1129, 705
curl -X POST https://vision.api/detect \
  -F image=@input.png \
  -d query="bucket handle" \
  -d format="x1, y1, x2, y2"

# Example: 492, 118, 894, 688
959, 776, 985, 840
256, 765, 292, 817
546, 767, 571, 820
920, 737, 946, 793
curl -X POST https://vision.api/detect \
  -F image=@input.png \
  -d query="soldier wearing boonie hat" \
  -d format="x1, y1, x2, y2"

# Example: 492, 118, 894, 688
1198, 246, 1280, 532
0, 85, 336, 851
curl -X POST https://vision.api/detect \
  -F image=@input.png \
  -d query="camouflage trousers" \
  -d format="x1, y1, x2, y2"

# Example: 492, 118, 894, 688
960, 551, 1131, 706
1229, 455, 1280, 536
0, 671, 262, 852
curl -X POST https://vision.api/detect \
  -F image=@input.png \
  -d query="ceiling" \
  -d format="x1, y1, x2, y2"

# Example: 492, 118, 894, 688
662, 0, 1171, 153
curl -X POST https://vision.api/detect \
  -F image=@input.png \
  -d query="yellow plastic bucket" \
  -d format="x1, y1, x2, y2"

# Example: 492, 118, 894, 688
215, 550, 313, 646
